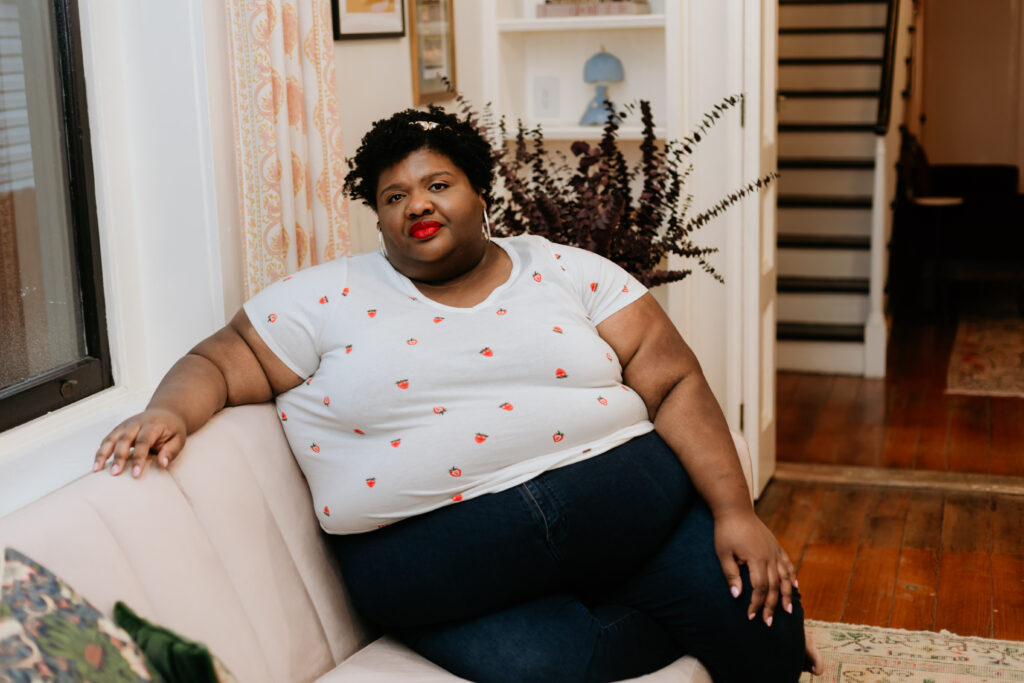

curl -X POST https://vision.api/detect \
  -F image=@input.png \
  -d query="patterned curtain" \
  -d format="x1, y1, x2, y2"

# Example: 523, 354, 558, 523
226, 0, 351, 298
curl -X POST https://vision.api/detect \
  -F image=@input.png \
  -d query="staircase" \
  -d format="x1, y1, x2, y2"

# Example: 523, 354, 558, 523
776, 0, 893, 375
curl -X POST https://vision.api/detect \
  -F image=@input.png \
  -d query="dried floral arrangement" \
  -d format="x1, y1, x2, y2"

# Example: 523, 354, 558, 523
452, 89, 777, 287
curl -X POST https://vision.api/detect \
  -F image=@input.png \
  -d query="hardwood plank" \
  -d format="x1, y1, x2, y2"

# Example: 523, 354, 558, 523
881, 388, 917, 469
890, 492, 943, 630
890, 547, 939, 630
947, 396, 991, 474
914, 389, 949, 471
804, 377, 861, 465
797, 487, 875, 621
841, 491, 908, 625
770, 483, 826, 569
778, 374, 835, 463
990, 399, 1024, 477
934, 496, 992, 637
773, 462, 1024, 497
992, 555, 1024, 640
837, 378, 886, 468
991, 496, 1024, 557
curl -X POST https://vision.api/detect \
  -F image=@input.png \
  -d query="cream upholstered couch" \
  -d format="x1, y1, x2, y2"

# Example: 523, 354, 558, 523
0, 404, 753, 682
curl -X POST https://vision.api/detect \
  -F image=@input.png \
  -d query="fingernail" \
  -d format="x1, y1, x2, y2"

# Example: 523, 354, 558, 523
748, 612, 756, 621
766, 616, 773, 627
794, 578, 799, 588
786, 603, 793, 614
93, 462, 102, 472
159, 457, 168, 468
730, 585, 740, 598
132, 465, 141, 477
110, 464, 121, 476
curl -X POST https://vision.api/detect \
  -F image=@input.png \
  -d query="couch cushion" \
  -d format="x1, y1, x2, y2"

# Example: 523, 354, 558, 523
0, 404, 369, 683
318, 636, 711, 682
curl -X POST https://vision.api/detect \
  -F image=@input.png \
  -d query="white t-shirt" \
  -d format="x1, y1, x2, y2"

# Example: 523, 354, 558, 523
243, 235, 654, 534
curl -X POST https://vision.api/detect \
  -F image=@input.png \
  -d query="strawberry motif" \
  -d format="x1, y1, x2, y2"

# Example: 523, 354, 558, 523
390, 439, 401, 448
365, 477, 376, 488
582, 448, 592, 454
499, 402, 514, 411
367, 309, 377, 318
407, 338, 418, 345
323, 396, 331, 406
341, 287, 350, 296
590, 282, 598, 292
452, 494, 463, 502
284, 276, 293, 281
354, 428, 365, 435
480, 347, 494, 357
323, 506, 330, 516
433, 406, 447, 415
449, 466, 462, 477
552, 326, 563, 334
474, 433, 488, 444
345, 344, 353, 354
621, 384, 631, 391
311, 443, 320, 454
532, 271, 542, 283
496, 308, 507, 316
319, 295, 328, 304
597, 396, 608, 406
554, 253, 561, 259
433, 316, 445, 324
606, 352, 614, 361
396, 379, 410, 390
555, 368, 568, 379
306, 377, 313, 385
560, 265, 566, 271
552, 431, 564, 443
267, 313, 278, 323
622, 285, 629, 293
280, 411, 287, 421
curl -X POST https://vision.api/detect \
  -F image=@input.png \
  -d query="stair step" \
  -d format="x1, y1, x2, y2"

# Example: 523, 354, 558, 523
779, 26, 886, 34
779, 123, 876, 132
779, 57, 883, 65
777, 338, 865, 374
778, 167, 875, 196
778, 129, 877, 157
778, 194, 873, 208
779, 157, 875, 169
778, 276, 870, 293
779, 89, 880, 98
779, 32, 885, 58
779, 206, 872, 237
778, 289, 869, 325
778, 234, 871, 250
777, 322, 865, 342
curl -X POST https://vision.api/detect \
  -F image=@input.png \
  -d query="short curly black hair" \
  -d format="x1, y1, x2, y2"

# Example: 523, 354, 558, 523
344, 106, 495, 212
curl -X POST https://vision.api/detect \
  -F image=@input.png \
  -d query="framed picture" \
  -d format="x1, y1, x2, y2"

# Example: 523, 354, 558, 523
408, 0, 456, 104
333, 0, 405, 40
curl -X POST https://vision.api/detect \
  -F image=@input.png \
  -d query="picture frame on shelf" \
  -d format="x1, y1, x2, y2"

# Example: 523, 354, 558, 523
409, 0, 456, 104
332, 0, 405, 40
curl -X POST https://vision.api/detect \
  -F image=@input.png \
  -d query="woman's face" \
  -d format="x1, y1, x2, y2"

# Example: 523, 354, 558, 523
376, 148, 487, 283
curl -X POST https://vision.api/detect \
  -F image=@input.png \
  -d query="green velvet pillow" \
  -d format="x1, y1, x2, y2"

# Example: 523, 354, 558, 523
112, 602, 235, 683
0, 546, 160, 681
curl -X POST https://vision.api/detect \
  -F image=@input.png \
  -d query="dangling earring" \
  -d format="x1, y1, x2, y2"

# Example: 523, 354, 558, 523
377, 230, 389, 260
482, 208, 492, 242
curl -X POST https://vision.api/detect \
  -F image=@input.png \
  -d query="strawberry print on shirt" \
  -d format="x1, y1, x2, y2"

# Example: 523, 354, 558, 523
243, 234, 651, 534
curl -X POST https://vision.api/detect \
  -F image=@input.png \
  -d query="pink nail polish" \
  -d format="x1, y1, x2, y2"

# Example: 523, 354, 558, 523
766, 616, 773, 627
132, 465, 142, 477
730, 585, 740, 598
110, 464, 121, 476
786, 603, 793, 614
748, 612, 755, 621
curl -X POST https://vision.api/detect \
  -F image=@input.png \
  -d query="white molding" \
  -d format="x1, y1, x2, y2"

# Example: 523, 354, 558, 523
0, 0, 225, 517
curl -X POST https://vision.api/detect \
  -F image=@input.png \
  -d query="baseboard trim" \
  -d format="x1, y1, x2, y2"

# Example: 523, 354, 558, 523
774, 462, 1024, 497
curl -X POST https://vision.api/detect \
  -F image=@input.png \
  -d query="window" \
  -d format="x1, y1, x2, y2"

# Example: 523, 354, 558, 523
0, 0, 109, 431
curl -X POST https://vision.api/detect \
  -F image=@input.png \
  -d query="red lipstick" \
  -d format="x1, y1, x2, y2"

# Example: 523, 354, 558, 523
410, 220, 442, 240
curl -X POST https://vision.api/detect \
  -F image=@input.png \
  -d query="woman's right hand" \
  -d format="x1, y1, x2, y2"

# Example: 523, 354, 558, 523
93, 408, 187, 478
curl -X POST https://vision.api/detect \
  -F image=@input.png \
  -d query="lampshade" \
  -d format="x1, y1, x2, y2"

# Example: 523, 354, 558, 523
583, 49, 624, 84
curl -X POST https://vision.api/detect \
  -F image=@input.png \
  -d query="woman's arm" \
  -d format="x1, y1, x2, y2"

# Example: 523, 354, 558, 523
93, 309, 303, 478
597, 292, 795, 626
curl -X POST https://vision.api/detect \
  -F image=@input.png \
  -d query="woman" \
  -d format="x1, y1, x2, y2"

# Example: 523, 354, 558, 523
94, 108, 821, 682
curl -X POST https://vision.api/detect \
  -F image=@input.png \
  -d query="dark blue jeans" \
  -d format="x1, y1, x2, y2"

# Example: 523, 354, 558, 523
327, 431, 806, 682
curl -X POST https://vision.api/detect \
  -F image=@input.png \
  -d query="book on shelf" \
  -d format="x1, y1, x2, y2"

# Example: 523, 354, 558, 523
536, 1, 651, 18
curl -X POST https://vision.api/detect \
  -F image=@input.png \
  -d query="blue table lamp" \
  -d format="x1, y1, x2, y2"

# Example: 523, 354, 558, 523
580, 48, 624, 126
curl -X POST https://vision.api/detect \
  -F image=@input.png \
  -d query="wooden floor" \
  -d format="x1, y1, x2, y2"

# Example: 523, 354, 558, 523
757, 320, 1024, 640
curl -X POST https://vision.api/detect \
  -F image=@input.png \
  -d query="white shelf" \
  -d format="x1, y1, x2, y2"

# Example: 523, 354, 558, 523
505, 124, 666, 140
498, 15, 665, 32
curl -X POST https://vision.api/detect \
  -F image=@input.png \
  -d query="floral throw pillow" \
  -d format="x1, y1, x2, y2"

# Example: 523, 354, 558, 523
0, 547, 159, 682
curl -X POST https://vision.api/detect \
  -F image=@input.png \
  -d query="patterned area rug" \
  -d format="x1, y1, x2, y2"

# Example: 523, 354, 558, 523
946, 318, 1024, 398
801, 620, 1024, 682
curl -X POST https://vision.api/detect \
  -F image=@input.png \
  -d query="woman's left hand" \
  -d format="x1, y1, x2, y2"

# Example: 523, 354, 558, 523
712, 508, 796, 625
